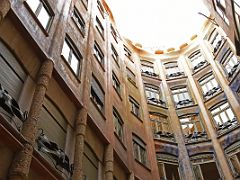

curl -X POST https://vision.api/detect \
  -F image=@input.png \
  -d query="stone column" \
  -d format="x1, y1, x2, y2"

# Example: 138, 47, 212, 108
72, 108, 88, 180
8, 59, 54, 180
104, 144, 113, 180
0, 0, 10, 23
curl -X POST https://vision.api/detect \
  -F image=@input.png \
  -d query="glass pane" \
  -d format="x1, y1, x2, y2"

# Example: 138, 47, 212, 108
220, 112, 229, 123
70, 54, 79, 74
62, 41, 70, 60
38, 6, 51, 29
27, 0, 40, 13
214, 115, 222, 125
226, 108, 235, 120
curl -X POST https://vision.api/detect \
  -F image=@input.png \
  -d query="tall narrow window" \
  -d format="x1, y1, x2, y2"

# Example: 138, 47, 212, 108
97, 0, 105, 17
179, 114, 207, 143
234, 0, 240, 36
171, 86, 193, 108
188, 50, 207, 71
26, 0, 53, 30
191, 154, 221, 180
210, 101, 238, 132
209, 31, 224, 54
165, 62, 184, 79
149, 113, 174, 141
199, 73, 221, 99
111, 44, 118, 62
226, 142, 240, 179
113, 108, 124, 142
91, 76, 104, 113
126, 68, 136, 86
220, 49, 240, 78
72, 7, 85, 35
95, 16, 104, 38
110, 24, 118, 42
112, 72, 120, 95
157, 153, 180, 180
93, 41, 104, 67
61, 37, 81, 75
124, 45, 132, 60
214, 0, 229, 25
129, 96, 140, 118
133, 135, 147, 165
145, 85, 165, 106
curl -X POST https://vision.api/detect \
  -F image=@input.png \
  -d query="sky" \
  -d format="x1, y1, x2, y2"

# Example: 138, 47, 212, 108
105, 0, 210, 51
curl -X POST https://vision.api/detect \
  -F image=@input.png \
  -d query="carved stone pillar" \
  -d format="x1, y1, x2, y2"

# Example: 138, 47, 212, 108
104, 144, 114, 180
8, 59, 54, 180
72, 108, 88, 180
0, 0, 10, 23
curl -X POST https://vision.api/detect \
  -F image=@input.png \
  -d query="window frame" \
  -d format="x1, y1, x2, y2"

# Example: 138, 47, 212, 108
112, 71, 121, 95
171, 86, 194, 108
61, 36, 82, 76
72, 6, 86, 36
113, 108, 124, 142
95, 16, 104, 39
213, 0, 229, 25
132, 134, 147, 166
93, 41, 105, 68
25, 0, 54, 32
129, 96, 141, 119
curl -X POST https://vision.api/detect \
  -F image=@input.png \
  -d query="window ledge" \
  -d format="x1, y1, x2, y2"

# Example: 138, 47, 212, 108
131, 111, 142, 122
217, 124, 240, 138
90, 97, 106, 120
113, 87, 122, 101
135, 159, 151, 172
71, 17, 86, 38
203, 90, 223, 103
93, 54, 105, 72
114, 132, 127, 150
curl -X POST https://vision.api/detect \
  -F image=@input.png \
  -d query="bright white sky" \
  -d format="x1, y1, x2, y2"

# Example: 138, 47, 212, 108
105, 0, 210, 51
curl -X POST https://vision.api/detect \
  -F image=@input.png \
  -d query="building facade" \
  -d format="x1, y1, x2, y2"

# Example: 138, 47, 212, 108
0, 0, 240, 180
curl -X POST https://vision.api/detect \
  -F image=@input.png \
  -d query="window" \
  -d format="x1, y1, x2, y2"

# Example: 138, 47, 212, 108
214, 0, 229, 25
72, 7, 85, 35
129, 96, 140, 118
93, 41, 104, 66
210, 101, 238, 132
97, 0, 105, 17
26, 0, 53, 30
126, 68, 136, 85
81, 0, 88, 9
171, 86, 193, 108
91, 76, 104, 113
226, 142, 240, 179
113, 108, 124, 141
220, 49, 240, 78
209, 31, 224, 54
112, 72, 120, 95
179, 114, 207, 143
234, 0, 240, 35
61, 38, 81, 75
124, 45, 132, 59
165, 62, 184, 79
199, 73, 221, 99
95, 16, 104, 38
157, 153, 180, 180
133, 135, 147, 165
191, 153, 221, 180
110, 24, 118, 42
188, 50, 207, 71
149, 113, 174, 140
145, 86, 165, 106
111, 44, 118, 62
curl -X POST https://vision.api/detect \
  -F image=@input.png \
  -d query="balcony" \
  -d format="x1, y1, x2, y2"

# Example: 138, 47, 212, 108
147, 97, 166, 107
184, 131, 208, 143
176, 99, 194, 108
154, 131, 175, 142
216, 117, 238, 134
141, 70, 159, 78
193, 60, 207, 71
166, 71, 184, 79
203, 86, 221, 99
228, 62, 240, 79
